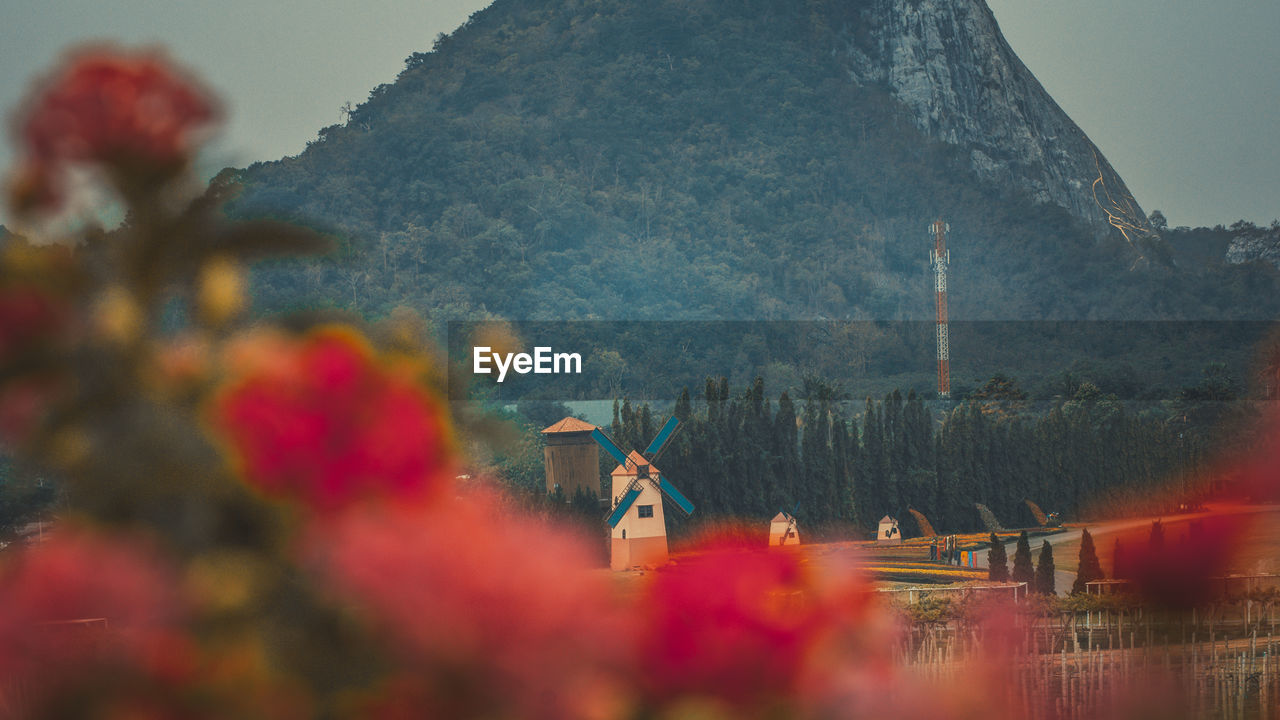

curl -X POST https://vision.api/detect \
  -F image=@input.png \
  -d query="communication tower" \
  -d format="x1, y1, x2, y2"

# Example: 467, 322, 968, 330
929, 220, 951, 402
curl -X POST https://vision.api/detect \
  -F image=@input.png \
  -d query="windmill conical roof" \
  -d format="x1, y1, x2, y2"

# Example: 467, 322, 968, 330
771, 512, 790, 523
879, 515, 896, 524
540, 417, 597, 434
611, 450, 659, 477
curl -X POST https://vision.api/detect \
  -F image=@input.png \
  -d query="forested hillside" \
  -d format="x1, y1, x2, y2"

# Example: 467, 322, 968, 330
230, 0, 1280, 324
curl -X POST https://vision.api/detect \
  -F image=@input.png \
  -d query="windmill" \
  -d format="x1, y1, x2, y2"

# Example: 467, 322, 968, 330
769, 504, 801, 547
877, 515, 902, 545
591, 417, 694, 571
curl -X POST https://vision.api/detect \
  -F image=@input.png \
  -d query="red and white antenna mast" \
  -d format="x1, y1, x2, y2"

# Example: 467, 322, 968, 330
929, 219, 951, 402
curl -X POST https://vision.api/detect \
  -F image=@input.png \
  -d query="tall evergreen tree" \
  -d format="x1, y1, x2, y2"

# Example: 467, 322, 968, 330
705, 378, 721, 424
904, 390, 933, 471
862, 399, 890, 521
638, 403, 654, 446
1035, 541, 1056, 595
674, 387, 692, 422
844, 414, 862, 524
740, 378, 771, 516
773, 392, 799, 508
801, 391, 838, 523
1113, 539, 1127, 580
987, 532, 1009, 581
1011, 530, 1034, 584
1071, 528, 1104, 594
884, 390, 905, 487
602, 398, 625, 479
1148, 520, 1165, 553
832, 417, 854, 522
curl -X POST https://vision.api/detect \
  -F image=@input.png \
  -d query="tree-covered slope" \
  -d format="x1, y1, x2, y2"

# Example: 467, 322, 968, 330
230, 0, 1280, 323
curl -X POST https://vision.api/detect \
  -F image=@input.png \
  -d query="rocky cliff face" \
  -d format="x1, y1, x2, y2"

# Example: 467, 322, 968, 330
827, 0, 1144, 236
1226, 224, 1280, 268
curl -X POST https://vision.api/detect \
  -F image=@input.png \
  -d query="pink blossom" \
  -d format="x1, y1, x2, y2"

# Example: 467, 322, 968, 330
209, 328, 452, 511
11, 47, 218, 211
305, 490, 630, 719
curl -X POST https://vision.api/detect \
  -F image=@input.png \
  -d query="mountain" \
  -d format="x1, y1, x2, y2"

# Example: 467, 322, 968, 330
828, 0, 1143, 234
230, 0, 1278, 323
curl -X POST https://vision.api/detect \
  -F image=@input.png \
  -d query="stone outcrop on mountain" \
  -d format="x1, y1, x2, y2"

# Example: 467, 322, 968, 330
828, 0, 1144, 235
1225, 223, 1280, 268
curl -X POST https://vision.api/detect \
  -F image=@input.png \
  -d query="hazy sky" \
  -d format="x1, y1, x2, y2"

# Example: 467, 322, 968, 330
1, 0, 1276, 229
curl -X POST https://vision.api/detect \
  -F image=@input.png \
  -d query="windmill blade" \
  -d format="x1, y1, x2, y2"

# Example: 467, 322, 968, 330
656, 475, 695, 515
606, 486, 643, 528
591, 427, 630, 467
644, 416, 680, 460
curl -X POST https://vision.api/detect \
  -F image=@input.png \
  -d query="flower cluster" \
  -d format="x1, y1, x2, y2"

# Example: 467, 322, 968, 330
209, 327, 452, 511
0, 531, 196, 713
307, 492, 630, 719
0, 285, 69, 359
10, 47, 217, 213
636, 542, 826, 710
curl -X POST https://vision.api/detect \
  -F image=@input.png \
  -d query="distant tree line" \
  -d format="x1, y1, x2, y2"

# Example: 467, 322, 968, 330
594, 373, 1239, 538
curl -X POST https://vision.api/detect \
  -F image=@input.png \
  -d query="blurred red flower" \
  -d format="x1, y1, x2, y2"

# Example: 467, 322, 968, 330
306, 490, 630, 720
11, 47, 218, 211
1234, 402, 1280, 500
1126, 515, 1242, 609
0, 280, 76, 445
209, 327, 452, 511
634, 538, 873, 715
0, 530, 191, 695
0, 375, 65, 445
0, 284, 71, 359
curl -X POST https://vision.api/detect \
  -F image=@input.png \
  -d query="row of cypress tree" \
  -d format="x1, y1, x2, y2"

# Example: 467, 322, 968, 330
606, 376, 1200, 536
985, 522, 1177, 595
987, 530, 1058, 595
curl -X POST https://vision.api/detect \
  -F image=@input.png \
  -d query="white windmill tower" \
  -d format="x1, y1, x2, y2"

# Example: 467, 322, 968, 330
769, 509, 801, 547
591, 417, 695, 571
877, 515, 902, 545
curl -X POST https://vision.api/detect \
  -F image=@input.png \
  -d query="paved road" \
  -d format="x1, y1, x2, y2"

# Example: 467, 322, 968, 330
973, 504, 1280, 597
